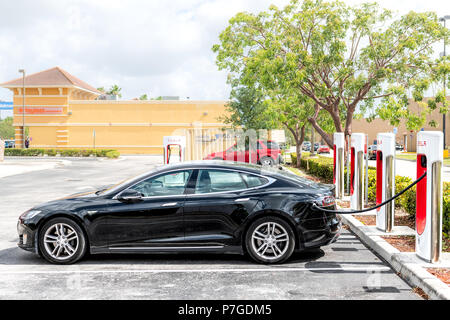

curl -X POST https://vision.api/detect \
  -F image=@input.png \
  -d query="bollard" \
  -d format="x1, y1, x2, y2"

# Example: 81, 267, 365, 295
416, 131, 443, 263
333, 133, 345, 199
0, 138, 4, 162
376, 133, 395, 232
350, 133, 365, 210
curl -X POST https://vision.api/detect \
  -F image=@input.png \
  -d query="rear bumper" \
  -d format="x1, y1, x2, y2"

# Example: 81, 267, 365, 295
296, 212, 342, 251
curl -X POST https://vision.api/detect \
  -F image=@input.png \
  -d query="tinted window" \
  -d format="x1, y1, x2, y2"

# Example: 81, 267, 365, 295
195, 170, 247, 194
241, 173, 268, 188
132, 170, 192, 197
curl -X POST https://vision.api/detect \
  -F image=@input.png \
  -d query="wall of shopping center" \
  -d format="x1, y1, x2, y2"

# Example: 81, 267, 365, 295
13, 90, 231, 155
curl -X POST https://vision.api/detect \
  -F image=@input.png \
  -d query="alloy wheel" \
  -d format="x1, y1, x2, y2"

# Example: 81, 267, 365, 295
43, 223, 79, 261
251, 222, 289, 260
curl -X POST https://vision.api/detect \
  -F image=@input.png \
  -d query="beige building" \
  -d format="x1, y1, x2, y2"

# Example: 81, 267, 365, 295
0, 67, 232, 156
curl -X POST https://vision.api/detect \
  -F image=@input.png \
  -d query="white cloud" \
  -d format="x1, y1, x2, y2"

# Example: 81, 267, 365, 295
0, 0, 448, 101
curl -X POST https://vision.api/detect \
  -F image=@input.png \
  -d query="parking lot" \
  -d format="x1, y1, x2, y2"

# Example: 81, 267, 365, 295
0, 156, 421, 299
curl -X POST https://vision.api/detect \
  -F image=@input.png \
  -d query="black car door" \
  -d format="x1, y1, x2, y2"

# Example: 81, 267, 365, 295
106, 170, 193, 250
183, 169, 263, 248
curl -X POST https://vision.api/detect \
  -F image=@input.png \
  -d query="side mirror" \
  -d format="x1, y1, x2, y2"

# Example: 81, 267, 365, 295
117, 189, 143, 203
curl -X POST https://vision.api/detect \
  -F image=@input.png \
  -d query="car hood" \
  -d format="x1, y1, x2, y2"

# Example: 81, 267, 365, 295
32, 191, 102, 212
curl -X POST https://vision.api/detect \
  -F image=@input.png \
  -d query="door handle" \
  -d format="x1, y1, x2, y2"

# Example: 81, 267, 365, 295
235, 198, 250, 203
161, 202, 178, 207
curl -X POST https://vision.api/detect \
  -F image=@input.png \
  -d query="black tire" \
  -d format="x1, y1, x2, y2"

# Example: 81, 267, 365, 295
245, 216, 295, 264
38, 217, 87, 265
259, 156, 275, 166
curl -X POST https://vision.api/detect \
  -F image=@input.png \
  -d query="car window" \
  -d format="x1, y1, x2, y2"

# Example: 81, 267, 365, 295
241, 173, 268, 188
195, 170, 247, 194
265, 141, 279, 150
132, 170, 192, 197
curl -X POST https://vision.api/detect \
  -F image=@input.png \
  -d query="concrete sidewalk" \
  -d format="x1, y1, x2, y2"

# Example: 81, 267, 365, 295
340, 212, 450, 300
0, 159, 71, 179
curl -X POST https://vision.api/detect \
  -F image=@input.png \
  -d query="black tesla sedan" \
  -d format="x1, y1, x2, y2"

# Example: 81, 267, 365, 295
17, 161, 341, 264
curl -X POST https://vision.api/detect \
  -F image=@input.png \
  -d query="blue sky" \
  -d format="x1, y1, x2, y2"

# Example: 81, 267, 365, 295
0, 0, 449, 102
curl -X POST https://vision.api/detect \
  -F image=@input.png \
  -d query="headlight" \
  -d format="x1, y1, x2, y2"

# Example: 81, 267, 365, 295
20, 210, 42, 220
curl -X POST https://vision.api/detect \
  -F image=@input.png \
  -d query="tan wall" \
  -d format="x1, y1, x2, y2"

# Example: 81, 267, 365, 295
13, 93, 231, 154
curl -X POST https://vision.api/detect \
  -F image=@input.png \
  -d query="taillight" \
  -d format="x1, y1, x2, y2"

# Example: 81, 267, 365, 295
316, 196, 336, 207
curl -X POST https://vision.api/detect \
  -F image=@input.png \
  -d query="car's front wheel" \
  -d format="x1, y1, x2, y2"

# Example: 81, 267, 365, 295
38, 217, 87, 264
245, 217, 295, 264
259, 156, 275, 166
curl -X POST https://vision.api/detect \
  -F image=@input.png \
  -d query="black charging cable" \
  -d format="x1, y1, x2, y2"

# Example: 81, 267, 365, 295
312, 171, 427, 214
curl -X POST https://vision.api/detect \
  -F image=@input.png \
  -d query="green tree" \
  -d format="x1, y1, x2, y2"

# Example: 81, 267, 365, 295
139, 94, 149, 100
213, 0, 450, 146
220, 85, 274, 130
0, 117, 15, 140
106, 85, 122, 98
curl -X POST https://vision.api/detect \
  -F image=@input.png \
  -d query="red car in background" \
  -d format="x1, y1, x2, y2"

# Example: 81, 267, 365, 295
317, 145, 331, 154
203, 140, 282, 166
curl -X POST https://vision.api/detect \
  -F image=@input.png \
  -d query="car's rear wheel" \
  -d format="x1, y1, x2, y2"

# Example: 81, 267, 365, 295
260, 156, 275, 166
38, 217, 86, 264
245, 217, 295, 264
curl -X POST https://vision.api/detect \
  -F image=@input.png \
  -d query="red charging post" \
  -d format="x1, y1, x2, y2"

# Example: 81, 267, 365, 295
375, 133, 395, 232
350, 133, 365, 210
163, 136, 186, 164
333, 133, 345, 199
416, 131, 443, 263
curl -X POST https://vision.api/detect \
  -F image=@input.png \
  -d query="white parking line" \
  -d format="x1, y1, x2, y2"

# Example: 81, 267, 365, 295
0, 266, 391, 275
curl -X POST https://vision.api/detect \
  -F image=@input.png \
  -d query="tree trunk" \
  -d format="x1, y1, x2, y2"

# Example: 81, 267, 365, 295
308, 117, 333, 147
284, 122, 306, 168
296, 124, 306, 168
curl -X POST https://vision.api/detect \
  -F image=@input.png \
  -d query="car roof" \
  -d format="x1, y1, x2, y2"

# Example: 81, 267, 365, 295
157, 160, 271, 175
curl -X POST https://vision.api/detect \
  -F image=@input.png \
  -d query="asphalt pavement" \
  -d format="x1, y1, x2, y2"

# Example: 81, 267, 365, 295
0, 156, 421, 299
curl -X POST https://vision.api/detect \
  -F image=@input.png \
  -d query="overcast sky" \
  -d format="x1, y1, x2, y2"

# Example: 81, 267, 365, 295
0, 0, 449, 102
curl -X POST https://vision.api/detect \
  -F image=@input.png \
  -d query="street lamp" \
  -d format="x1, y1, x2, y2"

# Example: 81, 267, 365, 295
18, 69, 25, 149
439, 16, 450, 150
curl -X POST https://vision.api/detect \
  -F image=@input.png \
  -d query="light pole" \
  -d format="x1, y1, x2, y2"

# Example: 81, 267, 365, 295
440, 16, 450, 150
18, 69, 25, 149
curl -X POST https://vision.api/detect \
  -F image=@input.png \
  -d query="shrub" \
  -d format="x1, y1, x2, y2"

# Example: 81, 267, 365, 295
105, 150, 120, 159
5, 148, 120, 158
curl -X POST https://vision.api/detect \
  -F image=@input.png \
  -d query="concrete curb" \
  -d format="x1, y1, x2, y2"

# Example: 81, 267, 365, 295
341, 213, 450, 300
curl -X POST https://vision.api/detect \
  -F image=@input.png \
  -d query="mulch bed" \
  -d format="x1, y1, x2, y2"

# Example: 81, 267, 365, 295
353, 211, 415, 230
381, 236, 416, 252
427, 268, 450, 286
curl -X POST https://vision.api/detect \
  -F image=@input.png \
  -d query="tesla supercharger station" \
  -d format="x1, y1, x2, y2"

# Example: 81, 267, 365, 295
333, 133, 345, 199
350, 133, 365, 210
376, 133, 395, 232
416, 131, 443, 263
163, 136, 186, 165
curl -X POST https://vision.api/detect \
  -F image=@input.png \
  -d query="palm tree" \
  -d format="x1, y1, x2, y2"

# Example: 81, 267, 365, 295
107, 85, 122, 98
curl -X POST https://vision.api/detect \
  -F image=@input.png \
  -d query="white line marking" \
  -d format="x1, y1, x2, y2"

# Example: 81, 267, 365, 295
0, 266, 391, 275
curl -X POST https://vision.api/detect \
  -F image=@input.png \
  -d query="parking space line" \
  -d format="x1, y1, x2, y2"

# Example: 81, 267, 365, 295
0, 266, 391, 275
